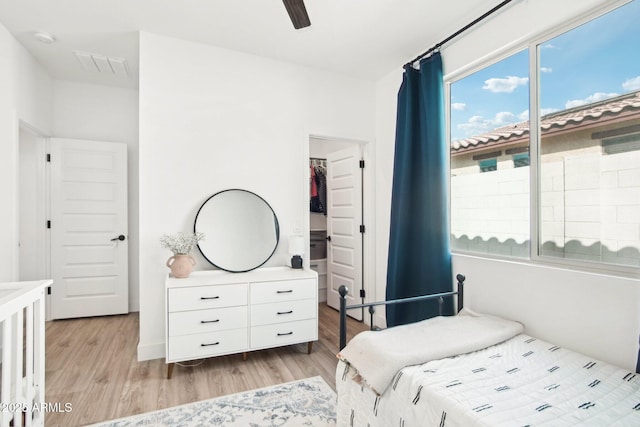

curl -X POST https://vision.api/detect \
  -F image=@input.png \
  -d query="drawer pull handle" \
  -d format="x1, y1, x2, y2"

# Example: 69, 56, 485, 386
200, 319, 220, 324
277, 332, 293, 336
277, 310, 293, 315
200, 296, 220, 300
277, 290, 293, 294
201, 342, 220, 347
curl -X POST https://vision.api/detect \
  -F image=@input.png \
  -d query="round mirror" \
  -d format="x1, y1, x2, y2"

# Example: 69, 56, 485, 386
194, 189, 280, 272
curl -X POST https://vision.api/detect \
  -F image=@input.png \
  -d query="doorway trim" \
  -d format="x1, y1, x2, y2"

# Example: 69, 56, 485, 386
16, 118, 51, 317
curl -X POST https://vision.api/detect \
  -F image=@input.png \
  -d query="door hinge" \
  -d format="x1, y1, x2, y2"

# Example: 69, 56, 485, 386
46, 153, 51, 162
46, 220, 51, 229
359, 159, 365, 168
359, 289, 366, 298
359, 224, 365, 233
47, 287, 51, 295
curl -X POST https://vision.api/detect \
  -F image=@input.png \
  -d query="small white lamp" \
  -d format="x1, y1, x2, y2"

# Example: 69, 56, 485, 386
288, 235, 305, 269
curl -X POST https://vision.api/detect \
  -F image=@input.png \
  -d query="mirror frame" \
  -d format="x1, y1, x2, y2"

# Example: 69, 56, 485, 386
194, 189, 280, 273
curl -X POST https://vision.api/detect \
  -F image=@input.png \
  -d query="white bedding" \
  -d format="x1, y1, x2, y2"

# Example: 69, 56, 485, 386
337, 309, 523, 394
336, 333, 640, 426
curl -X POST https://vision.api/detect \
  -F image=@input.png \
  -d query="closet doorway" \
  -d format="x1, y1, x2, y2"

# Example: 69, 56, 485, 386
309, 136, 366, 321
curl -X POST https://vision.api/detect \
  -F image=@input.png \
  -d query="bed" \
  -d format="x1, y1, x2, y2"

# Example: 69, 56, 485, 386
0, 280, 50, 427
336, 276, 640, 426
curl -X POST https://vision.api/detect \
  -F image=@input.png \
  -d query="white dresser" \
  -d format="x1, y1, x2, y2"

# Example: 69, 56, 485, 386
165, 266, 318, 378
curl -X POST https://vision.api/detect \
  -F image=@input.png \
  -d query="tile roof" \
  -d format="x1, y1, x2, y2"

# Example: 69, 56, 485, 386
451, 90, 640, 153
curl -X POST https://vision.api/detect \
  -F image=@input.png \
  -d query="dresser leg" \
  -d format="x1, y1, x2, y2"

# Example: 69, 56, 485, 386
307, 341, 313, 354
167, 363, 175, 379
243, 352, 247, 361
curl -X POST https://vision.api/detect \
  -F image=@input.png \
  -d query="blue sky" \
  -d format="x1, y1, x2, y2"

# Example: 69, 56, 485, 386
450, 0, 640, 142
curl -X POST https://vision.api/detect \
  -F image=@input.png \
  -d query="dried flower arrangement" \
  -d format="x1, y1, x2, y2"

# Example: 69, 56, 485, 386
160, 232, 205, 255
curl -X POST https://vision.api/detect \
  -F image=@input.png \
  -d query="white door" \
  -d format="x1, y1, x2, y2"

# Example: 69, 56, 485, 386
50, 138, 128, 319
326, 145, 363, 321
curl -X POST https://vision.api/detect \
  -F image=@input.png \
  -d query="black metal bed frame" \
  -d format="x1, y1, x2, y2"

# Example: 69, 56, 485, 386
338, 274, 466, 350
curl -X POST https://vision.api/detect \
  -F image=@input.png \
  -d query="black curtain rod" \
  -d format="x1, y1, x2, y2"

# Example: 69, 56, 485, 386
405, 0, 515, 67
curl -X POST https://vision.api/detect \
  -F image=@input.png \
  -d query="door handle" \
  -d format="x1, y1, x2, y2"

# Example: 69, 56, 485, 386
111, 235, 126, 242
326, 235, 331, 242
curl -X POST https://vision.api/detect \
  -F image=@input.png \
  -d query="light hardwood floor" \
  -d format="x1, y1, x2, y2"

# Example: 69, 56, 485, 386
44, 304, 368, 426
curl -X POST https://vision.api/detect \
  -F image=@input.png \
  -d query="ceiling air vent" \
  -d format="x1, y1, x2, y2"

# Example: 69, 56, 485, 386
73, 51, 129, 77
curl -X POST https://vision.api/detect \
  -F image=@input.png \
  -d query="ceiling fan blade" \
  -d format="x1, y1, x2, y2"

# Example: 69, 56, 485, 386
282, 0, 311, 29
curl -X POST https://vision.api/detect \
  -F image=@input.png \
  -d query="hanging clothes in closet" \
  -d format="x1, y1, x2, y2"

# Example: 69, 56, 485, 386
310, 159, 327, 215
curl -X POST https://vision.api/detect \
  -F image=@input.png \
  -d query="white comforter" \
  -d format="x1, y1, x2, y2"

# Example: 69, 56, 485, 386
336, 333, 640, 426
337, 309, 524, 394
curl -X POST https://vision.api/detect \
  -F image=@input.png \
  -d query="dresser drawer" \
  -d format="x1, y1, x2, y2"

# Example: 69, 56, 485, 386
168, 283, 247, 312
250, 318, 317, 350
169, 306, 248, 336
250, 279, 316, 304
167, 328, 248, 361
250, 299, 316, 327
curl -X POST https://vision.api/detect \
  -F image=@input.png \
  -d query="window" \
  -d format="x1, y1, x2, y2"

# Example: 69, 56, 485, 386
479, 159, 497, 172
450, 50, 529, 257
602, 133, 640, 155
512, 153, 530, 168
538, 1, 640, 268
449, 0, 640, 271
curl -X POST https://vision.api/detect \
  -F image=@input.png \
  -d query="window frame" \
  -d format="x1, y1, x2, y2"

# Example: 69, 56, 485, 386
445, 0, 639, 278
512, 153, 530, 168
602, 133, 640, 155
478, 158, 497, 173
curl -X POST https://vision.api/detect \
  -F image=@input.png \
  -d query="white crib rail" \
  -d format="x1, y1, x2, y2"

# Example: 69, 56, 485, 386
0, 280, 51, 427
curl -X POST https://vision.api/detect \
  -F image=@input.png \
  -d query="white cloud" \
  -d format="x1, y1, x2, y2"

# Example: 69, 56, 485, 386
457, 111, 519, 137
517, 108, 558, 121
451, 102, 466, 111
482, 76, 529, 93
541, 43, 558, 50
494, 111, 517, 124
540, 67, 553, 73
565, 92, 619, 109
518, 110, 529, 121
622, 76, 640, 91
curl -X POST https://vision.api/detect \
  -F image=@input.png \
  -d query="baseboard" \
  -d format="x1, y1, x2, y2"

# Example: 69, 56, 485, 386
137, 340, 165, 361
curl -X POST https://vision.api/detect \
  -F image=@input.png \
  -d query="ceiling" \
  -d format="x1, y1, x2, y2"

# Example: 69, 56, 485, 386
0, 0, 501, 90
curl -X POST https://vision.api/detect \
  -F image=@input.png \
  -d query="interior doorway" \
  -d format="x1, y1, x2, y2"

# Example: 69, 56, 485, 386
18, 123, 48, 283
18, 131, 130, 319
308, 136, 368, 321
49, 138, 129, 319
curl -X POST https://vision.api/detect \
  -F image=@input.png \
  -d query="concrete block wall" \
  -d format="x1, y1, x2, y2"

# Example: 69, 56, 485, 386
452, 151, 640, 266
451, 166, 529, 256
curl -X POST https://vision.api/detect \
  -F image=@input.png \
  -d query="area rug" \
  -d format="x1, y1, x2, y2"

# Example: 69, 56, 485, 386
87, 376, 337, 427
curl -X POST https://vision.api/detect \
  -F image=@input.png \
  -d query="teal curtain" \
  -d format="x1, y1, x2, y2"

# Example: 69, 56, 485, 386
386, 53, 453, 327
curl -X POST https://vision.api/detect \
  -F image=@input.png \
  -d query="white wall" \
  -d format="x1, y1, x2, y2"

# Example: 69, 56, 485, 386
51, 80, 140, 311
374, 0, 640, 369
138, 32, 374, 360
373, 70, 403, 327
309, 136, 357, 158
0, 23, 52, 282
453, 255, 640, 370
